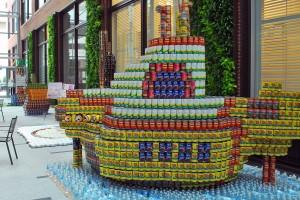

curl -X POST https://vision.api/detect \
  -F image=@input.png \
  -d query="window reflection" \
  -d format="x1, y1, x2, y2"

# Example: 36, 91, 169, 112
78, 26, 86, 88
63, 32, 76, 85
63, 8, 75, 31
38, 26, 47, 83
63, 2, 87, 88
79, 1, 87, 24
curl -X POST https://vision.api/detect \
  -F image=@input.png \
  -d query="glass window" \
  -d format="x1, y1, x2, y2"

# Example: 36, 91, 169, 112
39, 0, 45, 8
63, 31, 76, 85
78, 26, 87, 88
22, 0, 32, 24
38, 27, 46, 43
38, 26, 47, 83
79, 1, 87, 24
63, 8, 75, 31
62, 2, 87, 88
112, 1, 141, 72
37, 26, 47, 83
12, 2, 17, 33
38, 44, 46, 83
112, 0, 124, 6
260, 0, 300, 91
62, 1, 88, 88
23, 0, 27, 23
28, 0, 32, 16
22, 39, 27, 60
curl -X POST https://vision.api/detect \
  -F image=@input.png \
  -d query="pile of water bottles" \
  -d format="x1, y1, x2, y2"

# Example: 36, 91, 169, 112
47, 162, 300, 200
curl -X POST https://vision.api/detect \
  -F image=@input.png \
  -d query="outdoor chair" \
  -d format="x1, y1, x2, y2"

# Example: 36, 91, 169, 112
0, 99, 4, 121
0, 116, 18, 165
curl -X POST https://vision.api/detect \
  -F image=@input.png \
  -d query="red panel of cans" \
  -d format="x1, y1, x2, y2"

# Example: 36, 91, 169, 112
149, 63, 186, 72
66, 90, 84, 98
103, 116, 241, 131
263, 156, 276, 184
224, 97, 237, 107
79, 98, 113, 106
228, 128, 244, 176
146, 71, 191, 81
148, 36, 205, 47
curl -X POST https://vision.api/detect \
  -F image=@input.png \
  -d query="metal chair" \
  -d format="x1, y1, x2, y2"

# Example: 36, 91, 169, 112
0, 117, 18, 165
0, 99, 4, 121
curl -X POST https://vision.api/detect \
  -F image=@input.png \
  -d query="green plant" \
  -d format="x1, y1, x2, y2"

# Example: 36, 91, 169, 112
28, 32, 33, 83
190, 0, 236, 96
86, 0, 102, 88
47, 15, 56, 82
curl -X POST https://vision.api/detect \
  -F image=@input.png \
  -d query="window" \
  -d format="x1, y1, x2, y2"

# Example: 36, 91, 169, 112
77, 26, 86, 89
12, 2, 17, 33
63, 8, 75, 31
62, 1, 87, 88
112, 0, 124, 6
112, 1, 141, 72
37, 0, 48, 10
78, 1, 87, 24
22, 0, 32, 24
63, 31, 76, 85
38, 26, 47, 83
22, 39, 28, 62
259, 0, 300, 91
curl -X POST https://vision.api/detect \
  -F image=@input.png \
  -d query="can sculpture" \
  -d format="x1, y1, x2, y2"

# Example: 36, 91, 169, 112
57, 2, 300, 187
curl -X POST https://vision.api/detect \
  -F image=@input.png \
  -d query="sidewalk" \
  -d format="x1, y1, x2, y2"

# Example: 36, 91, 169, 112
0, 106, 71, 200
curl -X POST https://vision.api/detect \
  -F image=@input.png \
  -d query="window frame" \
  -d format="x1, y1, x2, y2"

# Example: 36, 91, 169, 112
35, 0, 48, 11
61, 0, 87, 88
37, 25, 48, 83
250, 0, 262, 97
110, 0, 147, 55
22, 0, 32, 24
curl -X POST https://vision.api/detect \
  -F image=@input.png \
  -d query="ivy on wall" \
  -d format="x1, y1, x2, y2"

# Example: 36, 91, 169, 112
47, 15, 56, 82
86, 0, 102, 88
190, 0, 236, 96
28, 32, 33, 83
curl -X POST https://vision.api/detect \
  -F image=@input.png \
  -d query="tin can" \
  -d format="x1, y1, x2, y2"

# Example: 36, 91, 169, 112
263, 156, 270, 183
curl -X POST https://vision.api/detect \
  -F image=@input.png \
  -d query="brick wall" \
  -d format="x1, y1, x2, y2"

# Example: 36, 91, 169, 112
8, 0, 73, 50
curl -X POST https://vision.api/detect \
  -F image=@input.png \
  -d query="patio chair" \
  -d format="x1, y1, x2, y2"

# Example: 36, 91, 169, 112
0, 99, 4, 121
0, 117, 18, 165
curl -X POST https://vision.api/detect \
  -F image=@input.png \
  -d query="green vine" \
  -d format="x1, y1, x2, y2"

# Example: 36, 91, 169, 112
28, 32, 33, 83
47, 15, 56, 82
190, 0, 236, 96
86, 0, 102, 88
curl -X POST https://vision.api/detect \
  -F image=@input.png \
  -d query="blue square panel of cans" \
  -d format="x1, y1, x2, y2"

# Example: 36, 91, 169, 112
198, 143, 211, 162
178, 143, 192, 162
139, 142, 153, 161
159, 142, 172, 161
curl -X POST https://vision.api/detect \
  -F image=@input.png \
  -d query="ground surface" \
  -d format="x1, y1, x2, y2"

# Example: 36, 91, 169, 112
0, 105, 71, 200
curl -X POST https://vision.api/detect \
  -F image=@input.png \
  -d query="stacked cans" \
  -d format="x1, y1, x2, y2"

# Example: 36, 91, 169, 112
23, 84, 50, 116
156, 5, 171, 38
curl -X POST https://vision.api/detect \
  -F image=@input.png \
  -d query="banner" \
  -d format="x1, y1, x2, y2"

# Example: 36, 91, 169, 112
47, 82, 64, 99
